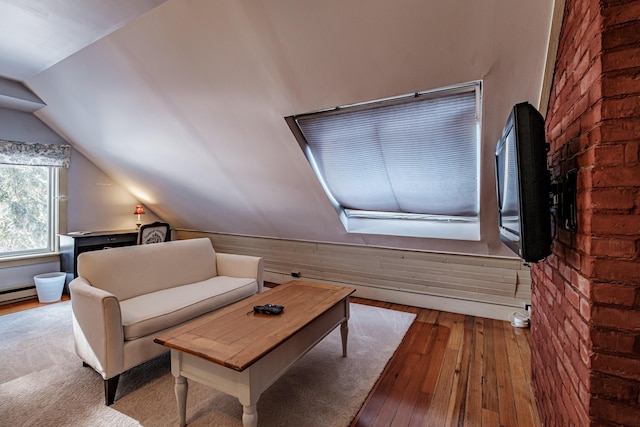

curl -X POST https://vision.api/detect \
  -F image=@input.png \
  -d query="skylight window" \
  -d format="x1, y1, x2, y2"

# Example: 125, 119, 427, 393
286, 81, 482, 240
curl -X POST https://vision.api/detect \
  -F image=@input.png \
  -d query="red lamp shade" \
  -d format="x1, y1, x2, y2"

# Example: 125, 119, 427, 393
134, 205, 145, 229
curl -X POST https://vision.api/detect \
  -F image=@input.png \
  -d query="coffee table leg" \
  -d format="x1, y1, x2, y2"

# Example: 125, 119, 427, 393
175, 375, 188, 427
242, 403, 258, 427
341, 320, 348, 357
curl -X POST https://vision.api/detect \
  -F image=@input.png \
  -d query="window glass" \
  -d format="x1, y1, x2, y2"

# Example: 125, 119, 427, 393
288, 82, 482, 240
0, 164, 55, 256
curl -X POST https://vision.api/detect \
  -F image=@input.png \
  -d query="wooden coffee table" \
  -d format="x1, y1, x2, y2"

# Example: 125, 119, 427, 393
154, 280, 356, 427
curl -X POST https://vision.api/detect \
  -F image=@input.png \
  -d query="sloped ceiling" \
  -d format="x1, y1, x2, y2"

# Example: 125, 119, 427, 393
5, 0, 555, 255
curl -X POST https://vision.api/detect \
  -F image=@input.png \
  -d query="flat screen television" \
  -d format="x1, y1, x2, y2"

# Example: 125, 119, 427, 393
495, 102, 552, 262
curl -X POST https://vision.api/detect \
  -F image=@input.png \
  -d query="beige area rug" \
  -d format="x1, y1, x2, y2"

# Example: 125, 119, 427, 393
0, 299, 415, 426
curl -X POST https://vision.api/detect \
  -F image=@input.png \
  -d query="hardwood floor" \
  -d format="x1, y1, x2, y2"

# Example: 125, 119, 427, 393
0, 292, 540, 426
0, 294, 70, 315
349, 297, 541, 427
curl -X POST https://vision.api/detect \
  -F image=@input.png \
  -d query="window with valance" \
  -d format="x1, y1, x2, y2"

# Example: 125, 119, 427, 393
0, 139, 71, 168
0, 140, 70, 257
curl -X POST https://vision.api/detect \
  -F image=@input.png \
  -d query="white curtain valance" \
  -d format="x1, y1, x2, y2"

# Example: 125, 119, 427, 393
0, 139, 70, 168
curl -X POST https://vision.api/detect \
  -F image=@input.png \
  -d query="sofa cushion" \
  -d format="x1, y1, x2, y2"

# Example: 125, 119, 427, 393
77, 238, 218, 301
119, 276, 258, 340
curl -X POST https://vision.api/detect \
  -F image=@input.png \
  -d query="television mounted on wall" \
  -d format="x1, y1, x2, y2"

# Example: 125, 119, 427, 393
495, 102, 552, 262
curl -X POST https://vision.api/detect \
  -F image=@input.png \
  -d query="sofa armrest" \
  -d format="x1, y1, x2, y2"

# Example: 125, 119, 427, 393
216, 253, 264, 292
69, 277, 125, 379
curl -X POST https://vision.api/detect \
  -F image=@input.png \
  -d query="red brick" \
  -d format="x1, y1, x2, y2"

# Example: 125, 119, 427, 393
591, 328, 637, 353
589, 187, 636, 211
592, 165, 640, 187
602, 46, 640, 72
579, 381, 590, 412
591, 396, 640, 426
602, 95, 640, 119
557, 264, 573, 286
592, 352, 640, 381
600, 117, 640, 142
580, 339, 592, 365
591, 373, 640, 402
580, 103, 603, 133
586, 144, 626, 166
565, 246, 582, 270
563, 351, 583, 392
575, 271, 593, 296
634, 335, 640, 353
626, 142, 640, 164
602, 21, 640, 50
569, 345, 591, 383
548, 120, 563, 143
567, 303, 591, 340
576, 130, 600, 154
591, 258, 640, 283
635, 288, 640, 308
580, 254, 597, 277
575, 94, 593, 126
602, 72, 640, 98
581, 59, 602, 96
580, 296, 591, 320
592, 282, 637, 306
554, 71, 568, 102
590, 237, 637, 257
553, 331, 565, 356
563, 381, 590, 426
565, 283, 581, 309
588, 73, 604, 106
566, 101, 584, 133
578, 2, 599, 42
577, 207, 592, 233
574, 48, 591, 82
578, 167, 594, 193
590, 213, 640, 235
564, 318, 581, 351
603, 1, 640, 27
557, 227, 574, 246
592, 305, 640, 331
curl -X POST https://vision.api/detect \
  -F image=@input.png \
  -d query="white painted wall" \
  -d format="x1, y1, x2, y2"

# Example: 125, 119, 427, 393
0, 100, 160, 293
64, 148, 162, 233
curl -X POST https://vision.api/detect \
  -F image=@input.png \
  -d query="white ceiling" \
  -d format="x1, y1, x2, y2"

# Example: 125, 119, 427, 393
0, 0, 168, 79
1, 0, 555, 256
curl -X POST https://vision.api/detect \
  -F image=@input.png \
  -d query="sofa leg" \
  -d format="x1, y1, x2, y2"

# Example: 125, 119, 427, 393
104, 375, 119, 406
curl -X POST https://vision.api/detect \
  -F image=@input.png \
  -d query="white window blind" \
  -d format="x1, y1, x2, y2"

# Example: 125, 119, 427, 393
288, 82, 481, 240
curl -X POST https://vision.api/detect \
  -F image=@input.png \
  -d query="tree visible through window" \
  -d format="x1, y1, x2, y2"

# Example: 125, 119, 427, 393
0, 164, 52, 255
286, 81, 482, 240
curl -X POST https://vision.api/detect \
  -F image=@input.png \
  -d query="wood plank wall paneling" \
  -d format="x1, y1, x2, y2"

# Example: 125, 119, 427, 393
177, 231, 532, 319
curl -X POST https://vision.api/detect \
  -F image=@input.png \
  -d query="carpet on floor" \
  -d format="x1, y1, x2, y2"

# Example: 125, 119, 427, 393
0, 299, 415, 426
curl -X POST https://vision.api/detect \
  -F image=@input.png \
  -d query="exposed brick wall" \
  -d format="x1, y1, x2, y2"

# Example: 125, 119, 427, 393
531, 0, 640, 425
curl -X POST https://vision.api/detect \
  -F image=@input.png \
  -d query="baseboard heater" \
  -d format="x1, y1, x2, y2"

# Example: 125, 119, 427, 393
0, 285, 37, 305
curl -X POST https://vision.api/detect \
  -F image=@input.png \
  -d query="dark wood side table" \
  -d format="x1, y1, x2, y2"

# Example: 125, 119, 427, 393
59, 230, 138, 291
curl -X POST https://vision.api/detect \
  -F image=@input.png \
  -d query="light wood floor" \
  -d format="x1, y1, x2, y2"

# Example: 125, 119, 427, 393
1, 294, 540, 426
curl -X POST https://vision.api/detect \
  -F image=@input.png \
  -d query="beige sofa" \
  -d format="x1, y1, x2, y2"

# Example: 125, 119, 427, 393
69, 237, 263, 405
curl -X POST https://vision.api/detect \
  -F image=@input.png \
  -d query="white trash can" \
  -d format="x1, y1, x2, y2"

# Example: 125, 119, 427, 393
34, 272, 66, 303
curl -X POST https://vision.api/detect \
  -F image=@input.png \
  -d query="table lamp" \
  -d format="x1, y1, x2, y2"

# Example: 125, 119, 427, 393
133, 205, 145, 229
